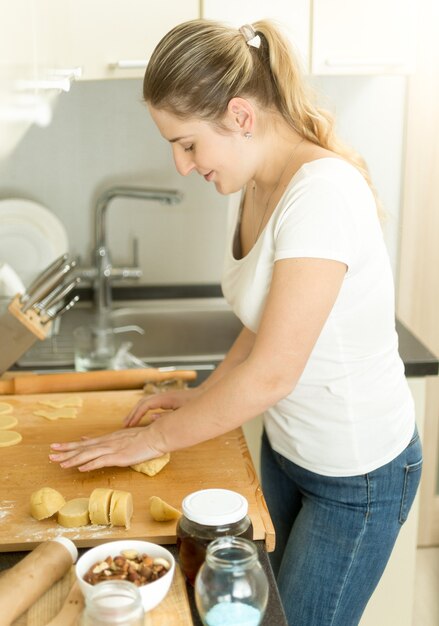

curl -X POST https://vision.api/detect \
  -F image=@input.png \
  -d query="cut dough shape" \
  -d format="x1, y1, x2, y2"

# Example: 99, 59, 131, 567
109, 490, 133, 529
30, 487, 66, 520
149, 496, 181, 522
0, 415, 18, 430
89, 488, 114, 525
57, 497, 90, 527
33, 408, 78, 420
131, 453, 170, 477
0, 430, 22, 447
38, 396, 83, 409
0, 402, 13, 415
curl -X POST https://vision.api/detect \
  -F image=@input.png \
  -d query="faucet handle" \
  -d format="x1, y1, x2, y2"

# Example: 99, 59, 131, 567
132, 237, 140, 267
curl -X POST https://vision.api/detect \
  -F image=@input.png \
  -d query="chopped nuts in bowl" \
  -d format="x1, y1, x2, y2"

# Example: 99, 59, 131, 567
76, 540, 175, 612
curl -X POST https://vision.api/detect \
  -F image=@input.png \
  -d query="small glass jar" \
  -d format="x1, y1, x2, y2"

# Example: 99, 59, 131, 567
176, 489, 253, 585
195, 536, 269, 626
81, 580, 144, 626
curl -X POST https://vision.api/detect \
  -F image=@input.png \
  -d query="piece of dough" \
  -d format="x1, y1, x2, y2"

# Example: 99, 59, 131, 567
0, 430, 22, 447
149, 496, 181, 522
38, 396, 83, 409
0, 415, 18, 430
109, 490, 133, 529
57, 497, 90, 527
0, 402, 13, 415
33, 408, 78, 421
131, 453, 170, 477
89, 488, 114, 525
30, 487, 66, 520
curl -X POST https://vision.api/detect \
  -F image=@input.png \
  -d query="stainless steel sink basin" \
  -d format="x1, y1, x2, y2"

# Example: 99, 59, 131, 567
17, 298, 243, 382
110, 299, 242, 363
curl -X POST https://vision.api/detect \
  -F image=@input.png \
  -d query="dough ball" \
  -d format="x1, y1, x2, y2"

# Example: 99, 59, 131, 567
57, 497, 90, 527
89, 488, 114, 525
0, 402, 13, 415
0, 430, 22, 447
30, 487, 66, 520
38, 396, 83, 409
33, 408, 78, 420
0, 415, 18, 430
149, 496, 181, 522
109, 490, 133, 529
131, 453, 170, 477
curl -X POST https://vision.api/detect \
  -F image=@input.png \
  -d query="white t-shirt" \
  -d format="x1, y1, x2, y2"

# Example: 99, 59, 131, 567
221, 158, 415, 477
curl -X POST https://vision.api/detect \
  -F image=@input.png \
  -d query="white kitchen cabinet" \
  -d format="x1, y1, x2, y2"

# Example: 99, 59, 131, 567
0, 0, 54, 159
202, 0, 310, 70
202, 1, 417, 75
62, 0, 199, 80
311, 0, 418, 75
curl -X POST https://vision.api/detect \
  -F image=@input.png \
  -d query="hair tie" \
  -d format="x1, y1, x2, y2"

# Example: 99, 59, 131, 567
239, 24, 261, 49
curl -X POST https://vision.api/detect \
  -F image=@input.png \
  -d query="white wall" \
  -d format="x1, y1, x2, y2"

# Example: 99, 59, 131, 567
0, 75, 406, 285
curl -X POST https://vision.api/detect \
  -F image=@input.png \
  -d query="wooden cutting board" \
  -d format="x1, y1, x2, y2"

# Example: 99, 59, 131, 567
11, 564, 193, 625
0, 389, 274, 552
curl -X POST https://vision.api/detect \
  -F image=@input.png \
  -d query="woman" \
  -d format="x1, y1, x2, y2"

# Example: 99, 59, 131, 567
51, 20, 422, 625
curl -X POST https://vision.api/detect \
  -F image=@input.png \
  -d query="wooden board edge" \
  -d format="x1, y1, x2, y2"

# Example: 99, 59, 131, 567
237, 429, 276, 552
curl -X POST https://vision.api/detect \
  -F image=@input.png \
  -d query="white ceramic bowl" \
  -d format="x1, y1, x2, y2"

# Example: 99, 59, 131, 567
75, 540, 175, 612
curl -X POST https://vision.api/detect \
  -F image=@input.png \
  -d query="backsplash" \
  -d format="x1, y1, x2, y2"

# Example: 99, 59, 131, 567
0, 75, 406, 286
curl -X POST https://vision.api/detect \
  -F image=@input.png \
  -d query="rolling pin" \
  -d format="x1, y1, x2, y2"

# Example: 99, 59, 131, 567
0, 537, 78, 626
0, 367, 197, 395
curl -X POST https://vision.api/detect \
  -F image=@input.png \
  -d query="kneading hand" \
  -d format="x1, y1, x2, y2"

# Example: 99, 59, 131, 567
49, 427, 164, 472
123, 388, 201, 427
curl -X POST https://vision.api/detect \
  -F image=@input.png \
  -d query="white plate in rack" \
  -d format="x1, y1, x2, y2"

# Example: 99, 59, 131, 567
0, 198, 69, 290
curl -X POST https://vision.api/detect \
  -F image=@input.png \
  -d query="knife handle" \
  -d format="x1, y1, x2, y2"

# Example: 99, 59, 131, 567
21, 261, 77, 313
20, 253, 69, 304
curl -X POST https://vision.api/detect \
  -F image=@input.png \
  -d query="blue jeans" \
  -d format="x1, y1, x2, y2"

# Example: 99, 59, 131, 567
261, 427, 422, 626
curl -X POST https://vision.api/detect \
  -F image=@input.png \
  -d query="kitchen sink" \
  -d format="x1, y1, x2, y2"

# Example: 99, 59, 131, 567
16, 298, 243, 383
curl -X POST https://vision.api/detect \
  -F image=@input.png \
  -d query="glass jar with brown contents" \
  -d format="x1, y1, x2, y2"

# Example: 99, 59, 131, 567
176, 489, 253, 585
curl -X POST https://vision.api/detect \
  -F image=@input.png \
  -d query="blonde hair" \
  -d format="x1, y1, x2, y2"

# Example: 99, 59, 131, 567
144, 19, 381, 214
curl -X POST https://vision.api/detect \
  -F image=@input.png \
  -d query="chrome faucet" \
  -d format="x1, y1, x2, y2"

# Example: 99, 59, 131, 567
78, 185, 183, 320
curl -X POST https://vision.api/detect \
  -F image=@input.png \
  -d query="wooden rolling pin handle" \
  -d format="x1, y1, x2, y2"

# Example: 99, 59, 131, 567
0, 537, 78, 626
1, 368, 197, 395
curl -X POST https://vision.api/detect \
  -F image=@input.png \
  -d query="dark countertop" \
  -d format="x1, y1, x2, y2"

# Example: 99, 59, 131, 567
395, 319, 438, 377
0, 541, 288, 625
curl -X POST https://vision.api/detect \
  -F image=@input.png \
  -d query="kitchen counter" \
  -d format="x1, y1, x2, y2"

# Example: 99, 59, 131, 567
12, 284, 439, 378
395, 319, 438, 376
0, 542, 288, 625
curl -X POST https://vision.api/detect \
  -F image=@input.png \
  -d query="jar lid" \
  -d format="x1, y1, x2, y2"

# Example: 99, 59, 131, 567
182, 489, 248, 526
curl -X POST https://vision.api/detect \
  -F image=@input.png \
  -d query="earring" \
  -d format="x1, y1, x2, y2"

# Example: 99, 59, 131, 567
244, 132, 252, 139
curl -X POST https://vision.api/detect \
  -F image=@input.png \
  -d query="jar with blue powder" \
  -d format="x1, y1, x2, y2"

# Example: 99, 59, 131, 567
195, 536, 268, 626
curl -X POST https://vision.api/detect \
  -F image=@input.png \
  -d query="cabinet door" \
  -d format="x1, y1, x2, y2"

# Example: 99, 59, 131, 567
64, 0, 199, 80
202, 0, 310, 71
311, 0, 418, 75
0, 0, 52, 159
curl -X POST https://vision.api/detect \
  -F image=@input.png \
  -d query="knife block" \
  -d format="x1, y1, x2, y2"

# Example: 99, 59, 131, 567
0, 294, 52, 375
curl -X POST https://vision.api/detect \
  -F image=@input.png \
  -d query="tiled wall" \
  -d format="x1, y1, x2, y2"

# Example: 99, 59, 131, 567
0, 75, 406, 286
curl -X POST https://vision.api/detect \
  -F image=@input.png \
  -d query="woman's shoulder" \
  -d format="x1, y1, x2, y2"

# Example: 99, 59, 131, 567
295, 155, 363, 181
274, 155, 376, 230
285, 155, 372, 204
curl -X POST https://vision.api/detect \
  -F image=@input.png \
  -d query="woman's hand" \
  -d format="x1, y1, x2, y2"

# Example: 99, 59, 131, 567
49, 427, 163, 472
123, 388, 201, 427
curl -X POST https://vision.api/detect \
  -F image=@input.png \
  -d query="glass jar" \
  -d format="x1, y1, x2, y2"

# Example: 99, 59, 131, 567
81, 580, 144, 626
176, 489, 253, 585
195, 536, 269, 626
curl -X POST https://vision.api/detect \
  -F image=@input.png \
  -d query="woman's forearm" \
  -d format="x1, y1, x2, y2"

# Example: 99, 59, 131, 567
148, 354, 292, 454
198, 326, 256, 390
